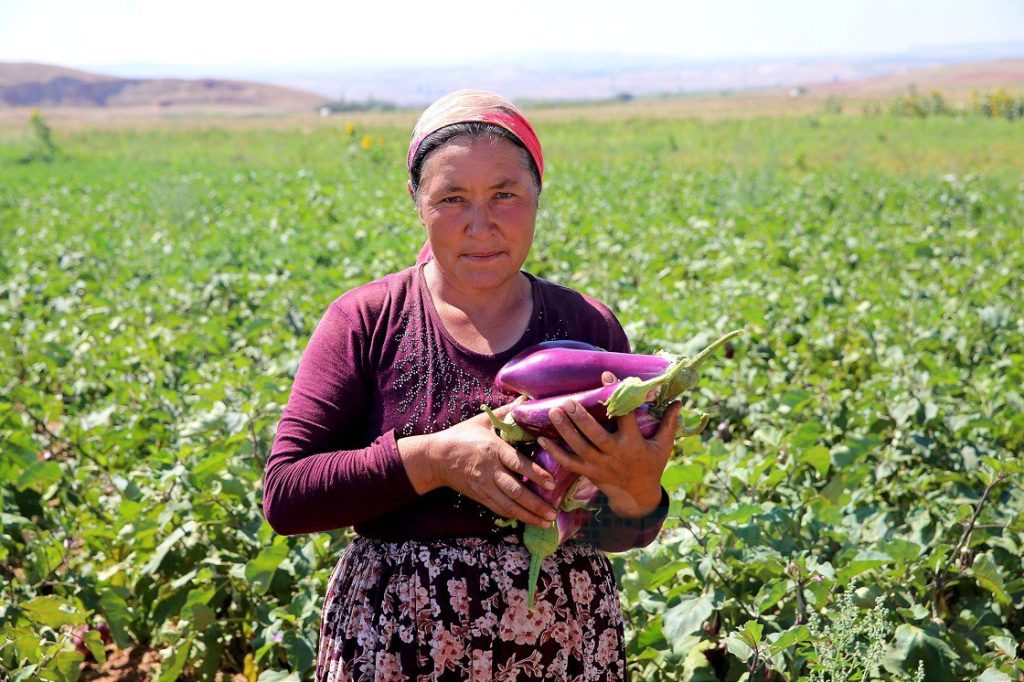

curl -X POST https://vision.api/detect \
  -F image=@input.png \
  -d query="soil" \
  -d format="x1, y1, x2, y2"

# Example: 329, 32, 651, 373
78, 645, 249, 681
80, 646, 161, 682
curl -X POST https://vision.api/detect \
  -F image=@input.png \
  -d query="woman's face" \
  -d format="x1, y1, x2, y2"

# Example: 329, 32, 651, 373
415, 135, 539, 293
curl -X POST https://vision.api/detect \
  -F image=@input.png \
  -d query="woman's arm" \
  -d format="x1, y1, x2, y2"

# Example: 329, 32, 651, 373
262, 301, 420, 535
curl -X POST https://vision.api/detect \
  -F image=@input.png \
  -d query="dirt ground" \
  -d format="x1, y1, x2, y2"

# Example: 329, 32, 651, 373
78, 645, 247, 682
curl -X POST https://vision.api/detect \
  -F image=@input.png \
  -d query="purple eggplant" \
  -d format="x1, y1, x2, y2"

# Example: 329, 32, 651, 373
526, 446, 578, 508
511, 383, 619, 439
486, 389, 666, 444
497, 347, 671, 398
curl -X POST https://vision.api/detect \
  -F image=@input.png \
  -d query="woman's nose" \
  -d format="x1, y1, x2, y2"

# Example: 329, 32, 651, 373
465, 202, 495, 235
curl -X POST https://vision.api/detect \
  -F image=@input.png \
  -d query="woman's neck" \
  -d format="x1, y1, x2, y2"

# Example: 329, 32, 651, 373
424, 261, 533, 354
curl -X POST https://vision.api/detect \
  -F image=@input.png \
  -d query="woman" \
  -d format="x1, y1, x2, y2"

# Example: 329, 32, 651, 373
263, 89, 681, 681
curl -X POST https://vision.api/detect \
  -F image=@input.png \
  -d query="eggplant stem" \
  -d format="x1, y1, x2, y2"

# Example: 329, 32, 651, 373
481, 404, 533, 444
523, 523, 559, 610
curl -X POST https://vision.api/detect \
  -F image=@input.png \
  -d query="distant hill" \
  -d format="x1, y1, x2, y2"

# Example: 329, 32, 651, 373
0, 62, 326, 110
804, 58, 1024, 97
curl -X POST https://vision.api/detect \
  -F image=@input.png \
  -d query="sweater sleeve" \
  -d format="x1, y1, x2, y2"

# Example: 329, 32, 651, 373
579, 487, 670, 552
262, 300, 419, 536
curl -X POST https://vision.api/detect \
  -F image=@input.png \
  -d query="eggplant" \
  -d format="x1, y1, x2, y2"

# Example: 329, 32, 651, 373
526, 446, 578, 508
497, 346, 671, 398
485, 389, 669, 444
511, 383, 619, 439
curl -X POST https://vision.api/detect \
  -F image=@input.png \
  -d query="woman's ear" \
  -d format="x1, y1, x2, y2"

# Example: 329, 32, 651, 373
406, 180, 416, 202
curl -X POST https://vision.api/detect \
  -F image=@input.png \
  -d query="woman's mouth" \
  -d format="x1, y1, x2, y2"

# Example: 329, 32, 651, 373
463, 251, 504, 262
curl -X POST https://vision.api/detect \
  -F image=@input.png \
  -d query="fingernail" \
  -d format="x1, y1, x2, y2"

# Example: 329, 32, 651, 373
538, 437, 550, 448
564, 401, 577, 414
544, 479, 555, 490
550, 411, 563, 424
546, 511, 557, 521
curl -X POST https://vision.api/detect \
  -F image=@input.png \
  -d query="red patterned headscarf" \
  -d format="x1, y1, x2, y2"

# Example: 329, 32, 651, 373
408, 89, 544, 264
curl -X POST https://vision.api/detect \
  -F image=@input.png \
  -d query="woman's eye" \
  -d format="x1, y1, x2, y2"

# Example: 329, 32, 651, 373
441, 196, 463, 204
495, 192, 515, 200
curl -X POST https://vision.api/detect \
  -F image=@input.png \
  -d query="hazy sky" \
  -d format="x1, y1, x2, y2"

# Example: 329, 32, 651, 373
2, 0, 1024, 75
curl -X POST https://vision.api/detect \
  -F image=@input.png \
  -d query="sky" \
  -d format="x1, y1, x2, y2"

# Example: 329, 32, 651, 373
2, 0, 1024, 77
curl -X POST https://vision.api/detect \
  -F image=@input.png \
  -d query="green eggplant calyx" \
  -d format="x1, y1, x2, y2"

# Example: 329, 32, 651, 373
481, 404, 533, 444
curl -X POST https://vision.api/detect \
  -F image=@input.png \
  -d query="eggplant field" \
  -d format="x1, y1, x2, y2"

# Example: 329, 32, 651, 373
2, 112, 1023, 681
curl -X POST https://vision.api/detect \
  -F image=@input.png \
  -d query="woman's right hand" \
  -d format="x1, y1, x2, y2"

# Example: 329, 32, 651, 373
397, 404, 559, 528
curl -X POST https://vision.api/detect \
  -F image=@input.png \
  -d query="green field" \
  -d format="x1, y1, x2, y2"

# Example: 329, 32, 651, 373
2, 113, 1022, 681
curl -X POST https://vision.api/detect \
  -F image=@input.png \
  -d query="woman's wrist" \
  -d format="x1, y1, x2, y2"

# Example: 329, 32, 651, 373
397, 433, 440, 495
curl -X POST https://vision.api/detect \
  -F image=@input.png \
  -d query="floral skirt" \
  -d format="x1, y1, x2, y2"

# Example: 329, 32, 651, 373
315, 533, 627, 681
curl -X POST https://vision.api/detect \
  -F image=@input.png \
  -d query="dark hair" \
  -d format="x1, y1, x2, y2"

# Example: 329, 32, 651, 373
408, 122, 541, 200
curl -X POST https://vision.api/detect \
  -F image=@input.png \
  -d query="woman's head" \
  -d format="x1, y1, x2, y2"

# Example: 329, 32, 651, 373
408, 90, 543, 289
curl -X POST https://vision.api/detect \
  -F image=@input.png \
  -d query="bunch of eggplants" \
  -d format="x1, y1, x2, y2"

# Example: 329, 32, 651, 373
483, 330, 742, 608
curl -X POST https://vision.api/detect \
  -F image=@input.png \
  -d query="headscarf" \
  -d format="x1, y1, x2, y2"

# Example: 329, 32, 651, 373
408, 89, 544, 264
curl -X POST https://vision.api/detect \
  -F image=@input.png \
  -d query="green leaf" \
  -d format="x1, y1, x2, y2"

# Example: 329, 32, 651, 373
791, 421, 822, 447
245, 537, 291, 595
662, 592, 715, 641
82, 629, 107, 665
882, 624, 959, 678
799, 445, 830, 477
988, 635, 1018, 658
156, 634, 194, 682
838, 550, 891, 580
975, 668, 1011, 682
21, 595, 82, 628
52, 648, 85, 682
662, 462, 705, 491
768, 624, 810, 655
756, 579, 789, 614
738, 620, 763, 648
725, 634, 754, 662
719, 504, 764, 524
143, 520, 197, 575
15, 458, 62, 492
970, 552, 1011, 605
878, 538, 922, 562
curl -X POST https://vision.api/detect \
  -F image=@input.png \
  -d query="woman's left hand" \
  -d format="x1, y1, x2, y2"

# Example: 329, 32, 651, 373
539, 373, 682, 518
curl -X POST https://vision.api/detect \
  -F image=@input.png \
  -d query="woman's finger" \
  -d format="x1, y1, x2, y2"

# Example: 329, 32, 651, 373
498, 446, 555, 490
492, 471, 557, 527
538, 437, 589, 478
602, 371, 618, 385
616, 408, 641, 441
654, 401, 683, 453
556, 400, 616, 453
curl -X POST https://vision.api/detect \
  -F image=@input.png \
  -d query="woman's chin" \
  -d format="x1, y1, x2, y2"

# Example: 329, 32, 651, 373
448, 255, 523, 290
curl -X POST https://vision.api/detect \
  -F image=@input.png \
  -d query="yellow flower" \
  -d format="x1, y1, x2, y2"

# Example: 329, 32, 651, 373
345, 122, 355, 136
361, 134, 372, 150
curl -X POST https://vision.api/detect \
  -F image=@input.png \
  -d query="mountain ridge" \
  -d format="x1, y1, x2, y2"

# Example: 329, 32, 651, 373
0, 62, 326, 110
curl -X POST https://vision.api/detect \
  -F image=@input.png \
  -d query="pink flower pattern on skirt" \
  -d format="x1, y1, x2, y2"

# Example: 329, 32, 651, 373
316, 534, 626, 681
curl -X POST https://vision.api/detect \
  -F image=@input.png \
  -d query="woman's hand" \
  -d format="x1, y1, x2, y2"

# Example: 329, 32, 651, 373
398, 404, 560, 528
539, 373, 681, 519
